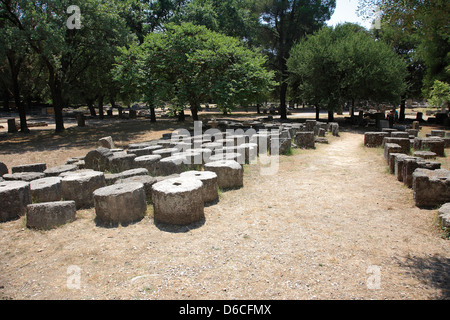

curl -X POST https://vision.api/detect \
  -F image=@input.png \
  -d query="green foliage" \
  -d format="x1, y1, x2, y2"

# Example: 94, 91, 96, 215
428, 80, 450, 109
287, 23, 407, 113
131, 22, 276, 119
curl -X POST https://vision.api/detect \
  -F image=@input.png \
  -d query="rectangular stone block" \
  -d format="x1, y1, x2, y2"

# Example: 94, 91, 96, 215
413, 169, 450, 208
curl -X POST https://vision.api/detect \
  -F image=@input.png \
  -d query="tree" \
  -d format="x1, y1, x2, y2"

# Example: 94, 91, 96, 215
1, 0, 130, 133
133, 23, 275, 121
287, 23, 407, 121
358, 0, 450, 96
253, 0, 336, 120
428, 80, 450, 111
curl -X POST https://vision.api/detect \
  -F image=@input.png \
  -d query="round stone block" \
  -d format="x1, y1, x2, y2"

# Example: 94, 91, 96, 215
26, 201, 76, 230
11, 163, 47, 174
44, 164, 78, 177
152, 177, 204, 225
152, 148, 179, 159
61, 171, 106, 209
208, 152, 243, 164
180, 171, 218, 204
0, 181, 32, 222
154, 155, 189, 176
93, 183, 147, 224
115, 175, 157, 202
30, 177, 62, 203
3, 172, 46, 182
134, 155, 162, 176
204, 160, 243, 189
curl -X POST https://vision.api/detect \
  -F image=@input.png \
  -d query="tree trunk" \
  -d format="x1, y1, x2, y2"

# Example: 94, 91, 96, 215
87, 99, 96, 117
279, 80, 288, 120
328, 109, 334, 122
178, 109, 185, 122
3, 89, 10, 112
315, 105, 320, 121
8, 53, 29, 133
256, 104, 261, 114
98, 95, 104, 119
399, 97, 406, 122
190, 102, 200, 121
47, 65, 65, 133
150, 106, 156, 123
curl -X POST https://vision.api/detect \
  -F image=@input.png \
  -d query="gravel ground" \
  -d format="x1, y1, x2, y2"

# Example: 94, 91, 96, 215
0, 131, 449, 300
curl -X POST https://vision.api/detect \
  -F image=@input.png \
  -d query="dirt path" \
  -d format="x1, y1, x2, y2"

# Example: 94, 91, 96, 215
0, 132, 449, 300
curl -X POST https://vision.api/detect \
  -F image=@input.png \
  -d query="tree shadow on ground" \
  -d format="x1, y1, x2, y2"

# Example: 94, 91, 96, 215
398, 254, 450, 299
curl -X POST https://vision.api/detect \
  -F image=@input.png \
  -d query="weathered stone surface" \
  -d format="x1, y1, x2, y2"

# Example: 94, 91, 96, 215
94, 183, 147, 224
186, 148, 213, 164
391, 131, 409, 139
26, 201, 76, 230
204, 160, 243, 189
105, 168, 149, 185
126, 145, 163, 157
305, 120, 316, 131
115, 175, 156, 202
431, 130, 446, 138
364, 132, 389, 148
414, 137, 446, 157
208, 152, 243, 164
61, 171, 106, 209
413, 151, 437, 159
0, 180, 32, 222
134, 155, 162, 176
98, 136, 115, 149
44, 164, 78, 177
153, 155, 189, 176
315, 137, 329, 144
402, 158, 440, 188
388, 153, 404, 174
108, 153, 137, 173
295, 132, 315, 149
406, 129, 419, 137
269, 138, 291, 155
384, 143, 402, 162
84, 148, 114, 172
30, 177, 62, 203
382, 137, 410, 155
152, 148, 179, 159
11, 163, 46, 174
329, 123, 339, 137
394, 154, 412, 182
3, 172, 45, 182
438, 203, 450, 229
180, 171, 219, 204
0, 162, 8, 176
413, 169, 450, 208
152, 177, 204, 225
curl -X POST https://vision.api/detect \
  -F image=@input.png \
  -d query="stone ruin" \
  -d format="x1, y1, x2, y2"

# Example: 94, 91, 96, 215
365, 126, 450, 211
0, 118, 340, 228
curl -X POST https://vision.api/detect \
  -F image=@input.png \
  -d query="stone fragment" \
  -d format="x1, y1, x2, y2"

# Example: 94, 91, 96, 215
364, 132, 389, 148
0, 180, 32, 222
134, 155, 162, 176
115, 175, 157, 202
30, 177, 62, 203
413, 169, 450, 208
26, 201, 76, 230
3, 172, 46, 182
11, 163, 46, 174
98, 136, 115, 149
84, 148, 114, 172
61, 171, 106, 209
44, 164, 78, 177
294, 132, 315, 149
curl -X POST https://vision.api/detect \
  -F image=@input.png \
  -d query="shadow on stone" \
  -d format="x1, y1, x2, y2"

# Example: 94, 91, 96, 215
94, 216, 145, 228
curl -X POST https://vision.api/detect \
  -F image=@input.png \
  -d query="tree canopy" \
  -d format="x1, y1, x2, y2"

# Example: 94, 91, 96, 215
287, 23, 407, 120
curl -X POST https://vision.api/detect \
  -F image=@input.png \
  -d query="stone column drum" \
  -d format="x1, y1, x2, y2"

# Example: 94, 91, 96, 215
180, 171, 219, 204
152, 177, 204, 225
204, 160, 243, 189
93, 183, 147, 225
